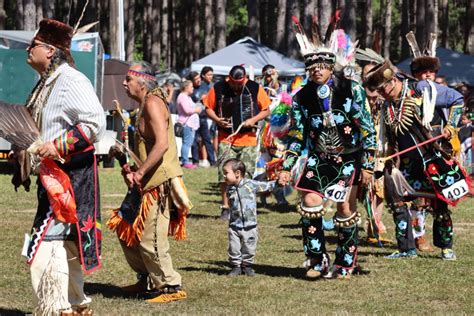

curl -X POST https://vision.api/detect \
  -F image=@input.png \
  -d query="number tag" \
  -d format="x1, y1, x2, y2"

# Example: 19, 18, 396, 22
441, 179, 469, 201
324, 183, 348, 202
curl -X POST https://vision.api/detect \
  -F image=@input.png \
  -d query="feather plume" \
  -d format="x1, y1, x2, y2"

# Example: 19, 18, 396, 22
405, 31, 422, 58
292, 16, 315, 56
0, 101, 41, 151
355, 48, 384, 64
74, 21, 99, 35
73, 0, 90, 35
425, 33, 437, 57
324, 9, 341, 45
311, 15, 321, 48
114, 138, 143, 167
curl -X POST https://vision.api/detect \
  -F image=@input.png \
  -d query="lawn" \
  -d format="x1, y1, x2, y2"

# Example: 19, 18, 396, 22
0, 165, 473, 315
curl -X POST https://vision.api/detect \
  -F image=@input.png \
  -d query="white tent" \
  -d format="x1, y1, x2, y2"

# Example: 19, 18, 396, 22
397, 47, 474, 85
191, 37, 305, 76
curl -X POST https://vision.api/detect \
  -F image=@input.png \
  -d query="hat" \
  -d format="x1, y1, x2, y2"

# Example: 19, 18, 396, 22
363, 60, 395, 91
410, 56, 440, 75
34, 19, 73, 52
304, 50, 336, 70
405, 31, 439, 75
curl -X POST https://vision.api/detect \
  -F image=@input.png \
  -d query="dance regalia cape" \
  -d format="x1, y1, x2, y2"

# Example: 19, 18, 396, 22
383, 80, 470, 206
27, 125, 101, 273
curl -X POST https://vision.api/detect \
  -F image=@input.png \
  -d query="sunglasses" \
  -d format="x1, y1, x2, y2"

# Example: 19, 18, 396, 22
28, 41, 52, 50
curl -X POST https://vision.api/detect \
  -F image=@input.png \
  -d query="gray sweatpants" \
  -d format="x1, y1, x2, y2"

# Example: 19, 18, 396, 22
228, 226, 258, 267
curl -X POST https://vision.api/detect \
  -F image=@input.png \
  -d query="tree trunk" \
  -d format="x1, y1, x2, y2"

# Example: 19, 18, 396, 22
247, 0, 260, 41
465, 0, 474, 54
35, 0, 42, 23
109, 0, 119, 59
341, 0, 356, 39
203, 0, 213, 55
400, 0, 410, 59
124, 0, 135, 62
286, 0, 298, 57
23, 0, 36, 31
318, 0, 331, 42
0, 0, 6, 30
383, 0, 392, 58
426, 0, 436, 36
303, 0, 315, 35
16, 0, 24, 29
150, 0, 161, 67
215, 0, 226, 50
161, 0, 169, 67
440, 0, 449, 48
361, 0, 373, 48
192, 0, 201, 61
275, 0, 287, 52
416, 0, 426, 48
170, 0, 177, 69
42, 0, 54, 19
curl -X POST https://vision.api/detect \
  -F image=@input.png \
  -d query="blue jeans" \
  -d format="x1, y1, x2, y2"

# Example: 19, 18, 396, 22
181, 125, 195, 164
191, 117, 216, 164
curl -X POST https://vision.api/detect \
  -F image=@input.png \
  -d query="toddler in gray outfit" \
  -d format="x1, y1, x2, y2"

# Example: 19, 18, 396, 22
222, 158, 275, 276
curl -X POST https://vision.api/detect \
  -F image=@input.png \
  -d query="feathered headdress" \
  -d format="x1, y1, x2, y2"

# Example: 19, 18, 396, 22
292, 11, 359, 79
405, 31, 440, 75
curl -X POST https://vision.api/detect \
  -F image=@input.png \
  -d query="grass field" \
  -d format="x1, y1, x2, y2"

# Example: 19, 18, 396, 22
0, 165, 473, 315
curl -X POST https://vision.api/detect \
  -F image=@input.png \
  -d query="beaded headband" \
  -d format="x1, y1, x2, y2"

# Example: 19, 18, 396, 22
127, 69, 157, 82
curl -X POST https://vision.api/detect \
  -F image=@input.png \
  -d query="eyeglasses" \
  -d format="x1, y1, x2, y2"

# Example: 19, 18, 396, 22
28, 41, 52, 50
376, 79, 393, 93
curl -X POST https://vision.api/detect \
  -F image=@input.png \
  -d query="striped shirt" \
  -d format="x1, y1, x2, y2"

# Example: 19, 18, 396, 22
40, 63, 106, 142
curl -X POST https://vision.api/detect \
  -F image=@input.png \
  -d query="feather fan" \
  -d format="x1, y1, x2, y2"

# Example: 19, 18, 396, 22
355, 48, 385, 64
405, 31, 422, 58
0, 101, 42, 153
424, 33, 437, 57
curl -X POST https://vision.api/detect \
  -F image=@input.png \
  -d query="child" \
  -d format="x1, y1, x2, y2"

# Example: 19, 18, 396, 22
222, 158, 275, 276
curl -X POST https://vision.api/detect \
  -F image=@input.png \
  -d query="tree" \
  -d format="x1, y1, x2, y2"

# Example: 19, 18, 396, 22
465, 0, 474, 54
416, 0, 426, 47
0, 0, 6, 30
193, 0, 201, 61
382, 0, 392, 58
247, 0, 259, 41
215, 0, 226, 50
319, 0, 332, 41
439, 0, 449, 48
203, 0, 213, 54
400, 0, 410, 59
341, 0, 356, 39
23, 0, 36, 31
124, 0, 135, 61
286, 0, 298, 57
161, 0, 169, 66
361, 0, 373, 48
274, 0, 287, 52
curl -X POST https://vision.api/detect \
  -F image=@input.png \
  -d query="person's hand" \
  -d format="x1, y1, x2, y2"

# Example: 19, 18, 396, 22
243, 118, 255, 128
443, 125, 455, 139
195, 106, 203, 114
277, 171, 290, 186
216, 117, 232, 129
360, 169, 373, 187
37, 142, 61, 160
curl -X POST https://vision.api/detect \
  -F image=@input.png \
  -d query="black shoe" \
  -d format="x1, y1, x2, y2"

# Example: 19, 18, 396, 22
242, 266, 256, 277
228, 266, 242, 277
220, 207, 230, 221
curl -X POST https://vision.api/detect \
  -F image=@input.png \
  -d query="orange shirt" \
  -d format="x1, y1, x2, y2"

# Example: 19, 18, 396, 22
203, 79, 271, 147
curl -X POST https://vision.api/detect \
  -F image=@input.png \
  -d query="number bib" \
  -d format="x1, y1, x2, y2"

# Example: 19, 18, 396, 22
324, 183, 349, 202
441, 179, 469, 201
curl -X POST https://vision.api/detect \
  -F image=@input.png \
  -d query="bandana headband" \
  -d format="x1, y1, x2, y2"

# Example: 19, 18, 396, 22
128, 69, 157, 82
228, 76, 245, 84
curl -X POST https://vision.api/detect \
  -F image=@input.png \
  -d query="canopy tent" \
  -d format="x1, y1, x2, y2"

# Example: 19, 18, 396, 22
0, 30, 103, 104
191, 37, 305, 77
396, 47, 474, 85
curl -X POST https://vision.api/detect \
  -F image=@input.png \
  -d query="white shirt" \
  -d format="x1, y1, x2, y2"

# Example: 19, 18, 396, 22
41, 63, 105, 143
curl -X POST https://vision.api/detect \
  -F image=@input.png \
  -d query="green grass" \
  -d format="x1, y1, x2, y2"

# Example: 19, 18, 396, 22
1, 166, 473, 314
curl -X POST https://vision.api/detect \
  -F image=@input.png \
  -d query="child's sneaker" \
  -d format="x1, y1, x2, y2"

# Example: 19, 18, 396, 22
228, 266, 242, 277
441, 248, 457, 261
242, 266, 256, 277
385, 249, 418, 259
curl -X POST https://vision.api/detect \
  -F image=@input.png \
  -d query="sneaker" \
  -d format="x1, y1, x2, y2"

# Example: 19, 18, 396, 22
198, 160, 211, 168
385, 249, 418, 259
182, 163, 197, 169
228, 266, 242, 277
146, 290, 187, 303
441, 248, 457, 261
242, 266, 256, 277
220, 206, 230, 221
415, 236, 434, 253
306, 268, 322, 280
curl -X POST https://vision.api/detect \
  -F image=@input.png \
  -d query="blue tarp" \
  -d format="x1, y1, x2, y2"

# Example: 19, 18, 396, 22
397, 47, 474, 85
191, 37, 305, 76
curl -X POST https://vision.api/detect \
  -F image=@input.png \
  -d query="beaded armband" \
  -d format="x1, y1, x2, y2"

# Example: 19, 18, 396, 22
53, 129, 79, 157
